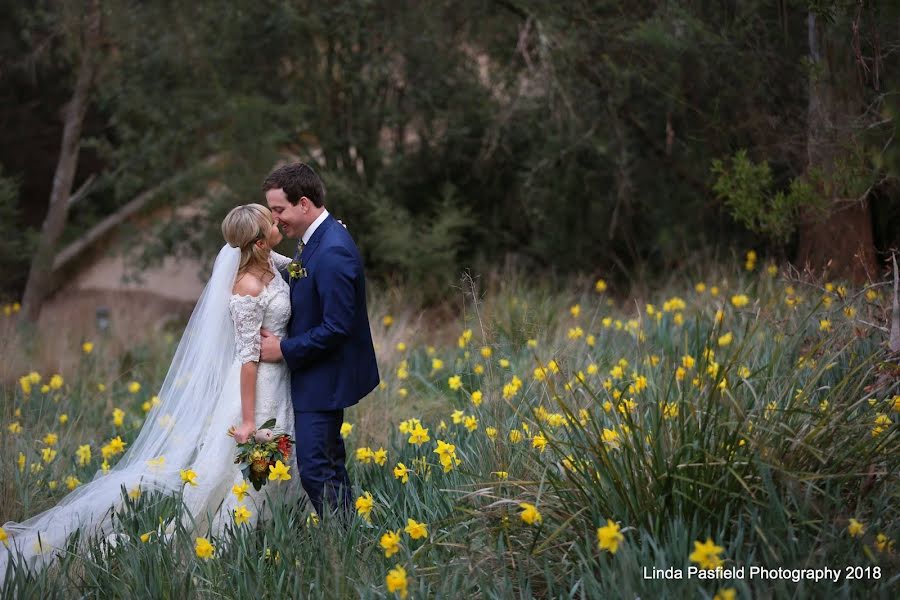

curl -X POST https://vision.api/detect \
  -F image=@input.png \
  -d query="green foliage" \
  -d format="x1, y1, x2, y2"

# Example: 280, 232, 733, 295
2, 261, 897, 597
0, 167, 31, 294
712, 150, 822, 244
364, 184, 475, 304
1, 0, 899, 299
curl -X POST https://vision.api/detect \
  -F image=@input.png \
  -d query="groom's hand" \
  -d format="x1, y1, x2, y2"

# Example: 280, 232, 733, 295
259, 329, 283, 362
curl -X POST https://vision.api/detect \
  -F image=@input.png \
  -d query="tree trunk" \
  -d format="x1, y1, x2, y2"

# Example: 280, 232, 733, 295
20, 1, 102, 321
798, 11, 877, 284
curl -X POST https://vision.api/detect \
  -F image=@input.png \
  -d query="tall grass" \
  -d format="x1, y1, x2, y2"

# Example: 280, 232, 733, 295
1, 261, 898, 598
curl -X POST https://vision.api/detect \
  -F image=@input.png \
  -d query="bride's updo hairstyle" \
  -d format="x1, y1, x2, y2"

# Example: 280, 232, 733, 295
221, 204, 274, 277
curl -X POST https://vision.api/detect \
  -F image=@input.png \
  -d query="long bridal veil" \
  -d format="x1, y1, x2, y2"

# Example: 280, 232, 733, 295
2, 245, 243, 578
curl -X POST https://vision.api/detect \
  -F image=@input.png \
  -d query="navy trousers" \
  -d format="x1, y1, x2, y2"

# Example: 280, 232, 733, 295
293, 409, 352, 519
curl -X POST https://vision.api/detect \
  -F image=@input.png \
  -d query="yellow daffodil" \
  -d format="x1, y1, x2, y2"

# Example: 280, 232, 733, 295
393, 463, 410, 484
689, 538, 724, 570
386, 564, 408, 599
519, 502, 542, 525
714, 588, 737, 600
76, 445, 92, 466
180, 469, 198, 486
404, 518, 428, 540
597, 519, 624, 554
195, 537, 215, 560
41, 447, 57, 463
380, 530, 402, 557
355, 491, 374, 522
107, 436, 126, 454
268, 460, 291, 482
233, 505, 251, 526
433, 440, 460, 472
408, 423, 430, 446
730, 294, 749, 308
356, 447, 375, 464
340, 422, 353, 438
232, 481, 249, 502
49, 374, 64, 390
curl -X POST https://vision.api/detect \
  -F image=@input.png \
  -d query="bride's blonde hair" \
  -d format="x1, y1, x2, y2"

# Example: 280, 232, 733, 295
221, 204, 274, 277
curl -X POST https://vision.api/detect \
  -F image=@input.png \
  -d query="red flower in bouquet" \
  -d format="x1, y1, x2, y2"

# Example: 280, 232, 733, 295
277, 436, 292, 459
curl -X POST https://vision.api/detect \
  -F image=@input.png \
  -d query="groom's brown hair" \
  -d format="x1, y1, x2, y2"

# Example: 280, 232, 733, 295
262, 162, 325, 207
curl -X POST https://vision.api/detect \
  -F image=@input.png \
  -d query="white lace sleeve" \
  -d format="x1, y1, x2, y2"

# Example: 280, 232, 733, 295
271, 251, 292, 269
229, 295, 267, 364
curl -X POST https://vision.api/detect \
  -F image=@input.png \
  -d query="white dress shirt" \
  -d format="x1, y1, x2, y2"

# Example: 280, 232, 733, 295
302, 208, 330, 245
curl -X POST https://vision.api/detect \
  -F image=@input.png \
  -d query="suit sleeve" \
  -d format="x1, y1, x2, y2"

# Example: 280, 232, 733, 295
280, 245, 357, 370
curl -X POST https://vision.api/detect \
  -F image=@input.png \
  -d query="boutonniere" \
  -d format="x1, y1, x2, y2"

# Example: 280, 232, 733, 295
288, 261, 307, 279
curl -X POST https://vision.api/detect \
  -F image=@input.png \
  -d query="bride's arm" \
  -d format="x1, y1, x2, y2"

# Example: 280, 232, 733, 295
231, 275, 267, 443
270, 251, 292, 269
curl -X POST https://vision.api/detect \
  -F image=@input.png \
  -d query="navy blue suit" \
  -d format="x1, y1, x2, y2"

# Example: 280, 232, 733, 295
279, 215, 379, 517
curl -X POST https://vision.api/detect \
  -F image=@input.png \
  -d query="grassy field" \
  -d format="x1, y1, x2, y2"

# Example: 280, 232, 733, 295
1, 256, 898, 598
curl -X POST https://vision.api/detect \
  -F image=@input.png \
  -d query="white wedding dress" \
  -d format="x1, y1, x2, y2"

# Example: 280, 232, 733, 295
184, 251, 298, 532
1, 246, 298, 582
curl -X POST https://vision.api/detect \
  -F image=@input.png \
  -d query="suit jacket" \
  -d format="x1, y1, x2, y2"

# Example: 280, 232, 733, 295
279, 215, 379, 411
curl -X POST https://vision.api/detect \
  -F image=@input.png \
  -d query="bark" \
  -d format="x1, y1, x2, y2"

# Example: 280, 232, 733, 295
798, 11, 877, 284
20, 0, 102, 321
51, 154, 224, 276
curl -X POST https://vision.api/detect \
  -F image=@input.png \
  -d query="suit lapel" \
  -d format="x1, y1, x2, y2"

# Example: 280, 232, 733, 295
289, 215, 333, 296
301, 216, 333, 266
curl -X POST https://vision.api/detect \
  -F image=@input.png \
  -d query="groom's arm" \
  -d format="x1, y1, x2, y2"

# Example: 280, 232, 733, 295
279, 246, 358, 370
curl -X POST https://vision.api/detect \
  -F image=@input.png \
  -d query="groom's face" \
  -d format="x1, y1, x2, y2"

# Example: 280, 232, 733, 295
266, 188, 310, 239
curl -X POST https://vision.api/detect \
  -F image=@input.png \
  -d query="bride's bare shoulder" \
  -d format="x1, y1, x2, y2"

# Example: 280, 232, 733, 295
233, 273, 266, 297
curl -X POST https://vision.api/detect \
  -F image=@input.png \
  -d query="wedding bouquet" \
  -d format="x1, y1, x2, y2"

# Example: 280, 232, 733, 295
227, 418, 295, 491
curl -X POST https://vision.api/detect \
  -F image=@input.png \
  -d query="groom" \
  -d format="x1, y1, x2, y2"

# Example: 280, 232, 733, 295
259, 162, 379, 519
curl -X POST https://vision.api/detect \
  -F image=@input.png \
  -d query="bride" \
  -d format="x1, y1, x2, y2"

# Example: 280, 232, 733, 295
1, 204, 299, 578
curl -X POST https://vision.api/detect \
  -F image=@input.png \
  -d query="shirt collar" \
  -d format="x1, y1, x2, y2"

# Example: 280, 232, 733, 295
302, 208, 329, 245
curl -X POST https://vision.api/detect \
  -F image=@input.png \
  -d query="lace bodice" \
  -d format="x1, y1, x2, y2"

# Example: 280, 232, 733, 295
228, 254, 292, 364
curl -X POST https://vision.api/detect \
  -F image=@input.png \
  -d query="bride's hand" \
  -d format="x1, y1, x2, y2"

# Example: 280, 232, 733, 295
233, 421, 255, 444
